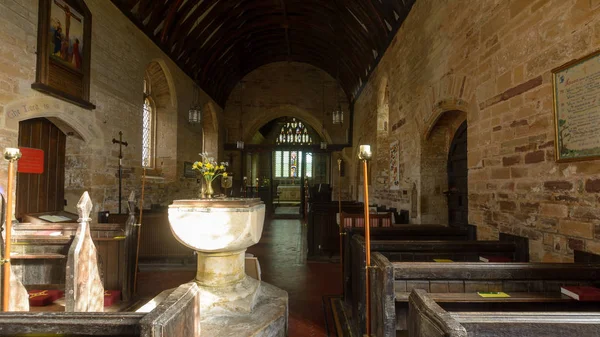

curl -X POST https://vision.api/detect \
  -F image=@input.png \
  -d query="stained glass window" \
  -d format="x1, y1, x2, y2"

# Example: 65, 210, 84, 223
273, 151, 311, 178
276, 118, 313, 145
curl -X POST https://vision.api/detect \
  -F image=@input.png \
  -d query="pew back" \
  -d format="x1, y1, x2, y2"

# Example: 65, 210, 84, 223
351, 237, 523, 336
307, 201, 363, 257
373, 253, 600, 336
0, 282, 200, 337
409, 289, 600, 337
343, 225, 472, 305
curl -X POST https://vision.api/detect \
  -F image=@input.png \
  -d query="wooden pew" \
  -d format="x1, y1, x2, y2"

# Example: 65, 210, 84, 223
371, 254, 600, 336
343, 225, 473, 306
349, 237, 526, 336
408, 289, 600, 337
306, 201, 363, 258
0, 282, 200, 336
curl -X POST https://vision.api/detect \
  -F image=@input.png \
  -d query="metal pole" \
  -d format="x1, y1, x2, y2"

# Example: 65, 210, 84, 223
358, 145, 372, 336
118, 165, 122, 214
337, 158, 344, 295
3, 148, 21, 311
133, 168, 146, 294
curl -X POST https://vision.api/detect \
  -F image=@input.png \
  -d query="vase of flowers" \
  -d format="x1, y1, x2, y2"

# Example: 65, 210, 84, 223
192, 153, 229, 198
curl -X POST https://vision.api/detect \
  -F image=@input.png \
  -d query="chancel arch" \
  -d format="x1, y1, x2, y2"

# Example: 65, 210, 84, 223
242, 105, 333, 146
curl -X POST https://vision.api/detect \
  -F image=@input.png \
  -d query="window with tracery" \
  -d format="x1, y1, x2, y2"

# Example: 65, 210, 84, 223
273, 151, 312, 178
276, 118, 313, 145
142, 77, 155, 168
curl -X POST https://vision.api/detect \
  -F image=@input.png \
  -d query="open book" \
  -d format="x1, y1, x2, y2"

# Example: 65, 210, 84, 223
38, 215, 72, 223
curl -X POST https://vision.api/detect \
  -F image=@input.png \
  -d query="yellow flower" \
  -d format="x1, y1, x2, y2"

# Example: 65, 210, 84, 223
219, 165, 225, 170
223, 172, 228, 178
206, 163, 214, 169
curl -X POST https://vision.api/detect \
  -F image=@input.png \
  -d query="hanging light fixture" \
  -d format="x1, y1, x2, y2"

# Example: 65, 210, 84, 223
236, 82, 244, 150
320, 81, 327, 150
188, 83, 202, 124
332, 68, 344, 125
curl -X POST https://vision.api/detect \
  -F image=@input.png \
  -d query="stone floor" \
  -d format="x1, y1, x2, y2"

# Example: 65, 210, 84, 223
137, 218, 342, 337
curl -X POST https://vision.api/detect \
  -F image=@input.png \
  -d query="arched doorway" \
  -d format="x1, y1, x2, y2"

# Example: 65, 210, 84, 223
446, 121, 468, 227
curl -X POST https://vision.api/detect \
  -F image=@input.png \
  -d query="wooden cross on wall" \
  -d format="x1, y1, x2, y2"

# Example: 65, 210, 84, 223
112, 131, 128, 214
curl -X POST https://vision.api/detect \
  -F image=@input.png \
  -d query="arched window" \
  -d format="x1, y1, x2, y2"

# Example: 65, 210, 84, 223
142, 76, 155, 168
276, 118, 313, 145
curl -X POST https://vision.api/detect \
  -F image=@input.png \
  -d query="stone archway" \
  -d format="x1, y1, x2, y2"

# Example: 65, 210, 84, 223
242, 105, 333, 145
420, 109, 467, 224
4, 96, 100, 144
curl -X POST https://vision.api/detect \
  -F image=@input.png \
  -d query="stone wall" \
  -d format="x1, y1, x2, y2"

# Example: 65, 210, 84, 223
352, 0, 600, 261
0, 0, 220, 214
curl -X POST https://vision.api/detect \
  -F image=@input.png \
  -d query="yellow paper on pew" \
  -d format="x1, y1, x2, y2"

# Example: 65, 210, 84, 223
433, 259, 453, 262
477, 292, 511, 298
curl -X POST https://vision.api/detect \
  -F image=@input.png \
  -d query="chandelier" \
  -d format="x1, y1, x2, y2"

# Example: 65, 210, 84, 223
332, 70, 344, 125
237, 82, 244, 150
188, 83, 202, 124
321, 81, 327, 150
332, 103, 344, 125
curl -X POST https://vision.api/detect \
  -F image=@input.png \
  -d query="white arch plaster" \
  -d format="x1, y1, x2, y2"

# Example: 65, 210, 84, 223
3, 96, 102, 144
243, 104, 333, 144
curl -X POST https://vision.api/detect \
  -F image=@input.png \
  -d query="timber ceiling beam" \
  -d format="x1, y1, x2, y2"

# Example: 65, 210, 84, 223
110, 0, 416, 106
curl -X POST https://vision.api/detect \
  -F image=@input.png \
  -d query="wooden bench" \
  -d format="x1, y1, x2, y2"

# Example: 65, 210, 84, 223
408, 289, 600, 337
306, 201, 363, 257
343, 226, 473, 306
0, 282, 200, 336
348, 237, 526, 336
371, 253, 600, 336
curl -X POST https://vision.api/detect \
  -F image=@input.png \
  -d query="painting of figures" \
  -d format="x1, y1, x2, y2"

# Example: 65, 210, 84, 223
49, 0, 84, 71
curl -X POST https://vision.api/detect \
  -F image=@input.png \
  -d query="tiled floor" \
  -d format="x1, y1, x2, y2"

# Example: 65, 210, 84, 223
137, 218, 342, 337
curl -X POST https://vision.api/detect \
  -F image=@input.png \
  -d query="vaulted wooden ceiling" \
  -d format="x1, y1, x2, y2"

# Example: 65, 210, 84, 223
111, 0, 416, 107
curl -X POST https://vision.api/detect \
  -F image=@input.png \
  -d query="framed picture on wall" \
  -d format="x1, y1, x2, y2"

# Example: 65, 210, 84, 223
32, 0, 95, 110
552, 49, 600, 162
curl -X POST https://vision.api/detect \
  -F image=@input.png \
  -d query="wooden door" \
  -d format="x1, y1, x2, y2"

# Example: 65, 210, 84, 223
447, 121, 468, 227
16, 118, 66, 220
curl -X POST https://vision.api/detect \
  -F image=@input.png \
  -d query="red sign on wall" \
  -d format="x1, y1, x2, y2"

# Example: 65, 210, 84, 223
18, 147, 44, 174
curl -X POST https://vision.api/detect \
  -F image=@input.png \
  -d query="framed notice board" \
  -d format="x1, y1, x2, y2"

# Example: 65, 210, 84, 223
552, 50, 600, 162
183, 161, 196, 178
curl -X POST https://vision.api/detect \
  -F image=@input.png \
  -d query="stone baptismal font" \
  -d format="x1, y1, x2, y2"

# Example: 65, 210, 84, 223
166, 198, 288, 336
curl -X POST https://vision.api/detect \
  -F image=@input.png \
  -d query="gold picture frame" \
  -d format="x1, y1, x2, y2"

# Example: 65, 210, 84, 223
552, 49, 600, 162
32, 0, 95, 110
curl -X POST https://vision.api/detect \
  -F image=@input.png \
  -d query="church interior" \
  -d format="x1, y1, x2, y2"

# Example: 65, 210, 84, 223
1, 0, 600, 336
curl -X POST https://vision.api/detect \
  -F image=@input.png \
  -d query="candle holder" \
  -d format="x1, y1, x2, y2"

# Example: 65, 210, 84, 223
337, 157, 344, 295
358, 144, 372, 336
3, 148, 21, 311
